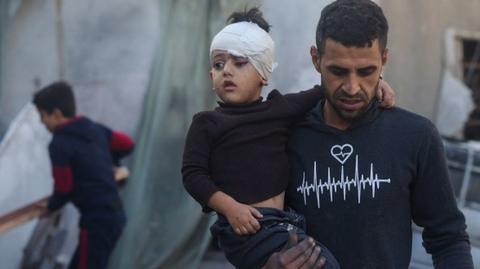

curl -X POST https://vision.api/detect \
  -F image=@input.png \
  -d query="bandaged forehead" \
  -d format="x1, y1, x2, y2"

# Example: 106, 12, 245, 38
210, 21, 276, 81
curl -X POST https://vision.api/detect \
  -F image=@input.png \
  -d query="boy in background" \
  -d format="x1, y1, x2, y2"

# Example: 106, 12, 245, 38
33, 81, 134, 269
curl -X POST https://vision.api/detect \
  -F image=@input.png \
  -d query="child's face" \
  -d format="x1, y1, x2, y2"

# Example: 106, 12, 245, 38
37, 109, 63, 133
210, 50, 265, 105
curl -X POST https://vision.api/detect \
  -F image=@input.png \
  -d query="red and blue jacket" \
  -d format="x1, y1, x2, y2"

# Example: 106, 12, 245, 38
47, 116, 134, 225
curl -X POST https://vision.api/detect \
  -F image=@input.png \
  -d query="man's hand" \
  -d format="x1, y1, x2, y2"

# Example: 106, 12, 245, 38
262, 232, 326, 269
226, 202, 263, 235
377, 79, 396, 108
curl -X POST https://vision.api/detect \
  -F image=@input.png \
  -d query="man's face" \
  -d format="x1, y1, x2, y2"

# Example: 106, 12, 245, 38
311, 38, 388, 124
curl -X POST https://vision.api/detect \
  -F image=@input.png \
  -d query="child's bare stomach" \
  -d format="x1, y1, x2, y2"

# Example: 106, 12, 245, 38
249, 191, 285, 210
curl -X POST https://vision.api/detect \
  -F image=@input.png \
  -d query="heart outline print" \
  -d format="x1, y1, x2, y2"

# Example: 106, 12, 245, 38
330, 144, 353, 164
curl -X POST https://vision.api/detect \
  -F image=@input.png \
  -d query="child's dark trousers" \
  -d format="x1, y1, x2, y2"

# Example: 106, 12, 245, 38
210, 207, 340, 269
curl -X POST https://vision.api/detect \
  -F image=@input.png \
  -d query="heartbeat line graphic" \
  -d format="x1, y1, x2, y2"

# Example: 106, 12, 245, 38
296, 155, 391, 208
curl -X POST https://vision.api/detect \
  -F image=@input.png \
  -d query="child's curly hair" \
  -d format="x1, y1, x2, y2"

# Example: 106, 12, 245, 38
227, 7, 271, 33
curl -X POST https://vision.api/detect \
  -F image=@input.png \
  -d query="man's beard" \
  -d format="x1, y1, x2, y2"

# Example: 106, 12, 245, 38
322, 79, 378, 121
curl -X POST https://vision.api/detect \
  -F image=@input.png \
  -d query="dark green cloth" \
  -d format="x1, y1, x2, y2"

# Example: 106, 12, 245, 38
109, 1, 224, 268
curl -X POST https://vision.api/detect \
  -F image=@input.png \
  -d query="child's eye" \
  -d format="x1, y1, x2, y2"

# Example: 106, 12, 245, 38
213, 61, 225, 70
234, 60, 248, 67
231, 56, 249, 67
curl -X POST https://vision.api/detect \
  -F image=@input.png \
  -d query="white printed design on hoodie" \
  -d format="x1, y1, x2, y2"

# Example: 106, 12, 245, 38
296, 144, 391, 208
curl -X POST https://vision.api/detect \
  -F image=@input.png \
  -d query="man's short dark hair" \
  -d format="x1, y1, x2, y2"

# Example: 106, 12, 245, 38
316, 0, 388, 55
33, 81, 76, 117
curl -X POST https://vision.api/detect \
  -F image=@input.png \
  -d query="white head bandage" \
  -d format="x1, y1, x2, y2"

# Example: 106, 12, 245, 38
209, 21, 276, 81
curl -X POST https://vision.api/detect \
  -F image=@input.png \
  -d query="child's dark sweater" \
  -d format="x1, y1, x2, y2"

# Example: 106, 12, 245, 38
47, 116, 134, 226
182, 87, 323, 211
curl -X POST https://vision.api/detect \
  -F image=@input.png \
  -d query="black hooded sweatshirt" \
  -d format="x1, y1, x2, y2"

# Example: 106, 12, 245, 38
286, 95, 473, 269
47, 116, 134, 226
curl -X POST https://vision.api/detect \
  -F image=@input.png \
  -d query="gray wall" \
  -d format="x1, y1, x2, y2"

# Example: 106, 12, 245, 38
263, 0, 331, 94
61, 0, 159, 134
0, 0, 160, 136
0, 104, 52, 269
0, 0, 59, 133
380, 0, 480, 119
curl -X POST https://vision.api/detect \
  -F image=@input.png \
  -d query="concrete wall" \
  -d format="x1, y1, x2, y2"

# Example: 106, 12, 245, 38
61, 0, 159, 134
0, 0, 160, 136
262, 0, 331, 94
0, 104, 52, 269
380, 0, 480, 119
0, 0, 59, 133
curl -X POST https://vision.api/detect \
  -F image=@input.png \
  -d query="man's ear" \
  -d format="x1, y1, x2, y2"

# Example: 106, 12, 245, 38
382, 48, 389, 66
310, 46, 321, 73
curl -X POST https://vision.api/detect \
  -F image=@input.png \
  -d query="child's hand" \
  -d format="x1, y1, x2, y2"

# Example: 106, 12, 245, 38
226, 202, 263, 235
376, 79, 396, 108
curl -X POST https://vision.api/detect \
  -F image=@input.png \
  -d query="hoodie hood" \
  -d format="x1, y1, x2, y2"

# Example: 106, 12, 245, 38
298, 85, 384, 133
54, 116, 100, 143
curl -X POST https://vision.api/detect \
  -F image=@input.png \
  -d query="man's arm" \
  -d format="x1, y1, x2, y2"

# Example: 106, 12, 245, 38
411, 122, 473, 268
47, 140, 73, 212
283, 85, 325, 115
